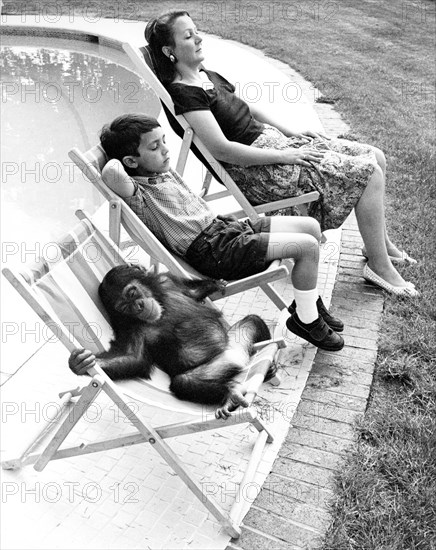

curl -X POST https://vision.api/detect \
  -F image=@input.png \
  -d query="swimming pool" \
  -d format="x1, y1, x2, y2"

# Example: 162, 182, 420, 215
1, 34, 160, 254
1, 32, 165, 372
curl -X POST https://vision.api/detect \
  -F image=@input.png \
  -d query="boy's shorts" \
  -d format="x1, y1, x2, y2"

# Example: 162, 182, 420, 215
185, 216, 271, 280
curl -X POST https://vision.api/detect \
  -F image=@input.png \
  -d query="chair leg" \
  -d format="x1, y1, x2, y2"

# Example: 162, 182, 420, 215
230, 429, 269, 526
1, 391, 76, 471
101, 377, 242, 537
260, 283, 288, 310
199, 170, 213, 198
33, 376, 104, 472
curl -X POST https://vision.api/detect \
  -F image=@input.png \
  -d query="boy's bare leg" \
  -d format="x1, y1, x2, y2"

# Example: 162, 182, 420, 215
268, 216, 322, 240
265, 217, 320, 291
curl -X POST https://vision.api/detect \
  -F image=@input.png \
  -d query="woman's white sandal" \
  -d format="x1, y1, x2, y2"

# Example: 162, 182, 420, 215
363, 264, 420, 297
361, 248, 417, 266
390, 250, 418, 266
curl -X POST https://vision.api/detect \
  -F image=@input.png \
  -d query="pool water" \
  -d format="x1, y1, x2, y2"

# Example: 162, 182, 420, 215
1, 36, 160, 253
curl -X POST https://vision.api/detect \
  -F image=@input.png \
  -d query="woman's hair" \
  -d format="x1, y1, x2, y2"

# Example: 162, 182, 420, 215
100, 114, 160, 171
144, 10, 190, 86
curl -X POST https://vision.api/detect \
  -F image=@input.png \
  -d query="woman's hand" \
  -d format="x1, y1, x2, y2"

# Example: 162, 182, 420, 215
288, 129, 331, 142
301, 130, 331, 141
278, 147, 325, 168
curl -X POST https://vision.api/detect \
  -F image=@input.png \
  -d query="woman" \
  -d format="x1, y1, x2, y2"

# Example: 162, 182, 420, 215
145, 10, 419, 297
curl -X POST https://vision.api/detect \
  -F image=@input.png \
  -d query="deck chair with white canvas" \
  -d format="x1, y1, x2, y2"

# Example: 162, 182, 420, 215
1, 210, 285, 537
122, 42, 320, 220
68, 143, 292, 311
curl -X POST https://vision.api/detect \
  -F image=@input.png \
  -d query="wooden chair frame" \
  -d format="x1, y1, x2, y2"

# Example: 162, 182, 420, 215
1, 211, 285, 537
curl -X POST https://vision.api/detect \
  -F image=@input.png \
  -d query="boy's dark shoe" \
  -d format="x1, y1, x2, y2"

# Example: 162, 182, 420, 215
286, 313, 344, 351
288, 296, 344, 332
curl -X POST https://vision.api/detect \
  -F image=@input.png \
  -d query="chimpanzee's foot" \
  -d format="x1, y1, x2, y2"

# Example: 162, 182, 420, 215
215, 385, 249, 419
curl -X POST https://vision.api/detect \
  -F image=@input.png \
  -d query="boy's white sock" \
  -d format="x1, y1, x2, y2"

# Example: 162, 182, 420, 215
293, 288, 319, 324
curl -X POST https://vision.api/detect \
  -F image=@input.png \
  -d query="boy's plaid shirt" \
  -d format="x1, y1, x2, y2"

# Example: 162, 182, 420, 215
124, 169, 215, 255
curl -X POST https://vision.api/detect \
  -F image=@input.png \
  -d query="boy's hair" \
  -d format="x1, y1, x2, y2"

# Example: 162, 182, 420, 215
100, 114, 160, 172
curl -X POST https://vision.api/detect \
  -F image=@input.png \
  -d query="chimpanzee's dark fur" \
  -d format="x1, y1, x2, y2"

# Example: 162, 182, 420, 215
91, 265, 271, 405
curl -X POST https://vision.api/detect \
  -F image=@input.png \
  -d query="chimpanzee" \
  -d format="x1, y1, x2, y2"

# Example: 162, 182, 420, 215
69, 265, 272, 418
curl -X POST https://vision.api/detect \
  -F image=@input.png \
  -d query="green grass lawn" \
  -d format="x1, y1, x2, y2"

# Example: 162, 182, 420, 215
4, 1, 436, 547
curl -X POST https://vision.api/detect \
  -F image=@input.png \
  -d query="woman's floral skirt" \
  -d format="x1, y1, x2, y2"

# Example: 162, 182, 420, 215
223, 125, 378, 230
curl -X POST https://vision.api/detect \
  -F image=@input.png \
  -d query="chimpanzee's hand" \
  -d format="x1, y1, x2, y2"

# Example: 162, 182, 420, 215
216, 279, 228, 294
69, 348, 96, 375
216, 213, 239, 223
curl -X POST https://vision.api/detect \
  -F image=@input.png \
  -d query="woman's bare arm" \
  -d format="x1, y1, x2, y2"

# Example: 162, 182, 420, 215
183, 109, 324, 168
248, 102, 329, 140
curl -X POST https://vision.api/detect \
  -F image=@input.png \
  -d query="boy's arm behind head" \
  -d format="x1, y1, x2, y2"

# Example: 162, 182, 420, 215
102, 159, 136, 198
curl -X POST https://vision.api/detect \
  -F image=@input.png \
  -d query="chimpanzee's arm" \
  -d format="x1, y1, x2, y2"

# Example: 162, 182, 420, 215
69, 347, 154, 380
180, 278, 228, 301
96, 349, 154, 380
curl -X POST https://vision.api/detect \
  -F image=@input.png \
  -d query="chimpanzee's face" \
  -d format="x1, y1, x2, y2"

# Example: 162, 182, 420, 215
114, 280, 163, 323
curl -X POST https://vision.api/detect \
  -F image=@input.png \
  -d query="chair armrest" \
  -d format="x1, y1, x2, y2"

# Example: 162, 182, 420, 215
209, 261, 289, 300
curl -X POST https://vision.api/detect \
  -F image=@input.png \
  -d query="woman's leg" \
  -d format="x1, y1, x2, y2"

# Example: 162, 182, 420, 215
366, 147, 407, 259
323, 140, 406, 260
354, 164, 409, 287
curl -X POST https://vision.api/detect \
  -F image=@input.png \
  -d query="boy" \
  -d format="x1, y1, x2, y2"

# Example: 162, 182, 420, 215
99, 114, 344, 351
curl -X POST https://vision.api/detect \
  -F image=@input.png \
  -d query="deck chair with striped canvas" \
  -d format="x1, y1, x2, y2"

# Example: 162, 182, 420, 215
1, 210, 285, 537
68, 144, 292, 311
123, 42, 320, 221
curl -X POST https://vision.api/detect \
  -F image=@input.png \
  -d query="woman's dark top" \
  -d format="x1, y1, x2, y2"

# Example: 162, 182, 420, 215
167, 69, 264, 146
